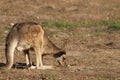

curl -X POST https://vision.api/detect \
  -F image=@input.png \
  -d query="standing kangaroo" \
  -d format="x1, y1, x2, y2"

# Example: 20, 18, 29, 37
5, 22, 66, 69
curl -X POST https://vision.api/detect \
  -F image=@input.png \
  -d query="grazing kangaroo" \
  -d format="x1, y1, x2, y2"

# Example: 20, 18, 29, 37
5, 22, 66, 69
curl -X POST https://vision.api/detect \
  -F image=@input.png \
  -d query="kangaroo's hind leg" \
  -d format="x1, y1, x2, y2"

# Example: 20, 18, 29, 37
5, 40, 18, 69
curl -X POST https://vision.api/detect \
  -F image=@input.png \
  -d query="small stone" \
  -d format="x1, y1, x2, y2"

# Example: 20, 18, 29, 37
36, 16, 40, 19
10, 23, 14, 26
5, 30, 8, 33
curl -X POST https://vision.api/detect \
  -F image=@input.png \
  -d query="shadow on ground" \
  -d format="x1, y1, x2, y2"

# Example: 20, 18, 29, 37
0, 63, 28, 69
0, 63, 5, 67
13, 63, 27, 69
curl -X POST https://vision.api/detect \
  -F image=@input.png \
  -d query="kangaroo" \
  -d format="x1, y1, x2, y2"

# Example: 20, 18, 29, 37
5, 22, 66, 69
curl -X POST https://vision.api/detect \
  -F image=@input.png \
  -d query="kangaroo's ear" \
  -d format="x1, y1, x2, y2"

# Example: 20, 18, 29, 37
53, 51, 66, 58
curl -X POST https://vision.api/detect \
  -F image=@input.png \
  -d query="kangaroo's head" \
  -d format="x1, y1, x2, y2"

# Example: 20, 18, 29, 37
53, 51, 66, 66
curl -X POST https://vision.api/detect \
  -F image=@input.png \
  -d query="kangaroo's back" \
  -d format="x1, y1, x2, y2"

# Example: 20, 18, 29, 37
6, 22, 44, 46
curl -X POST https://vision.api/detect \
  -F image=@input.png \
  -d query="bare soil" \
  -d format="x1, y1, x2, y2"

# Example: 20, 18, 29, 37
0, 0, 120, 80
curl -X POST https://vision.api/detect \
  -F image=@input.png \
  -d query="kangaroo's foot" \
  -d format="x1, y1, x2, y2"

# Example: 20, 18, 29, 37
37, 65, 53, 69
28, 65, 36, 69
28, 65, 53, 69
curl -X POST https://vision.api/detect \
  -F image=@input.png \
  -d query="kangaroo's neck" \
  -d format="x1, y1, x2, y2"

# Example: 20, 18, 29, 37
43, 33, 61, 54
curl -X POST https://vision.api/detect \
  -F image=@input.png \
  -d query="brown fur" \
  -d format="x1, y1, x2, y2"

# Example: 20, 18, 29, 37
5, 22, 66, 69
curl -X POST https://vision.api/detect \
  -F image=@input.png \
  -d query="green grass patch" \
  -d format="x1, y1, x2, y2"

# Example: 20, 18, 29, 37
41, 20, 120, 30
41, 21, 79, 28
4, 26, 12, 31
41, 21, 95, 28
107, 20, 120, 30
47, 72, 56, 80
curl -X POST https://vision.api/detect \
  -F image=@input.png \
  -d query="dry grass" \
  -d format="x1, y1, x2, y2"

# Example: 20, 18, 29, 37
0, 0, 120, 80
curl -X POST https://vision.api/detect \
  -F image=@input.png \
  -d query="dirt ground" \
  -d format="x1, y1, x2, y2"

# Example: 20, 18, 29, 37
0, 0, 120, 80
